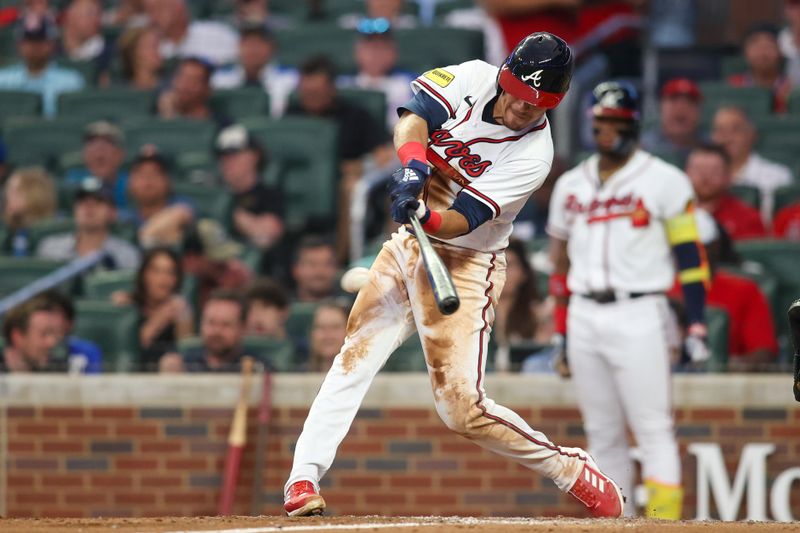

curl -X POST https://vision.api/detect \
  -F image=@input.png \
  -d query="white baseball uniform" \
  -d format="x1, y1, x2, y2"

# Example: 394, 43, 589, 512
287, 60, 593, 498
547, 149, 694, 515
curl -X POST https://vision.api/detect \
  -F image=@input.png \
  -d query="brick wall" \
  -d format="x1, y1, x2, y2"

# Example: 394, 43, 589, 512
4, 402, 800, 519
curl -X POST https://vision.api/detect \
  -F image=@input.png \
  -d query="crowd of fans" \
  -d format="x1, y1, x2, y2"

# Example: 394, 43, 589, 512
0, 0, 798, 375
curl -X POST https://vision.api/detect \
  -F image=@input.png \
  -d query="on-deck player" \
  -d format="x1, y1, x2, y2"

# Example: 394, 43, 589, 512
283, 32, 624, 519
547, 81, 710, 519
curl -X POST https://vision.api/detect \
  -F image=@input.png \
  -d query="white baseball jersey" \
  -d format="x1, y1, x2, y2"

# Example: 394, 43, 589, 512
412, 60, 553, 252
547, 150, 695, 294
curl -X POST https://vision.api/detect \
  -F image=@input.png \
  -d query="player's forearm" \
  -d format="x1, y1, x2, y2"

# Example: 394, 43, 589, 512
426, 209, 470, 240
548, 238, 570, 304
394, 111, 429, 152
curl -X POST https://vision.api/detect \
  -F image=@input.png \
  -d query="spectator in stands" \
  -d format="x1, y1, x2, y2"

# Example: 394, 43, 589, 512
41, 290, 103, 374
728, 22, 792, 112
210, 22, 297, 116
143, 0, 238, 66
159, 289, 249, 372
493, 239, 554, 373
225, 0, 291, 29
182, 219, 253, 309
1, 167, 57, 256
291, 236, 339, 303
117, 26, 164, 91
125, 144, 194, 248
772, 198, 800, 240
215, 124, 284, 251
676, 210, 778, 371
286, 55, 385, 163
158, 57, 228, 125
0, 14, 85, 117
710, 106, 793, 222
112, 247, 193, 371
339, 0, 417, 30
640, 78, 704, 166
339, 18, 413, 130
780, 0, 800, 86
59, 0, 112, 80
686, 143, 766, 240
1, 297, 65, 372
36, 177, 140, 270
306, 301, 349, 372
65, 121, 129, 210
245, 278, 290, 339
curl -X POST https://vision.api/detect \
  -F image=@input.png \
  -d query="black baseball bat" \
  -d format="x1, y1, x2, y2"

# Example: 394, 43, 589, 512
788, 299, 800, 402
407, 209, 460, 315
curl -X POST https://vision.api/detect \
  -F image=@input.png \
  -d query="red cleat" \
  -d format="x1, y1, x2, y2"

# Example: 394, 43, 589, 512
284, 480, 326, 517
567, 456, 624, 518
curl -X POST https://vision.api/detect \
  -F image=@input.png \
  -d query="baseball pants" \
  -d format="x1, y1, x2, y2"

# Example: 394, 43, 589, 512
286, 228, 588, 495
567, 293, 681, 516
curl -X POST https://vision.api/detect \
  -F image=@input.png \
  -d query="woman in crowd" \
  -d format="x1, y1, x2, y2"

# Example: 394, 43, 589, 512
306, 301, 349, 372
2, 167, 57, 256
112, 247, 193, 370
493, 238, 555, 372
117, 25, 164, 90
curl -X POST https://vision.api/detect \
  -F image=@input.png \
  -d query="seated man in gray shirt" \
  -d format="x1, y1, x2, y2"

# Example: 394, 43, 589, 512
36, 176, 140, 270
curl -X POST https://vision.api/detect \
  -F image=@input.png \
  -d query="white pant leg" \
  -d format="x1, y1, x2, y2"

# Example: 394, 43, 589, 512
286, 236, 415, 492
406, 240, 588, 491
568, 296, 636, 516
602, 296, 680, 487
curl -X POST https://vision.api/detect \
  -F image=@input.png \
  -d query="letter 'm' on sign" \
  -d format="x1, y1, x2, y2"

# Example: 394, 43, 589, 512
688, 443, 774, 521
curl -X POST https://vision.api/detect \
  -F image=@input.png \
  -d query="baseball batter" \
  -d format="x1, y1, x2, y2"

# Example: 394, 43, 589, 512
547, 82, 710, 519
283, 33, 624, 519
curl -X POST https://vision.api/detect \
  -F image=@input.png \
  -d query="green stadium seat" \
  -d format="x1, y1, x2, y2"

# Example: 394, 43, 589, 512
56, 58, 97, 84
758, 144, 800, 172
0, 257, 67, 298
705, 306, 729, 372
755, 116, 800, 152
0, 90, 41, 124
211, 88, 271, 121
123, 118, 217, 159
84, 270, 136, 300
72, 300, 139, 372
172, 183, 232, 219
288, 87, 387, 133
275, 24, 358, 74
177, 335, 295, 371
788, 90, 800, 115
395, 28, 484, 75
58, 89, 155, 121
735, 240, 800, 337
286, 301, 318, 341
383, 333, 427, 372
720, 55, 748, 78
0, 26, 18, 66
434, 0, 476, 19
729, 184, 760, 210
242, 116, 338, 229
698, 83, 772, 124
3, 117, 89, 169
773, 184, 800, 215
27, 219, 75, 251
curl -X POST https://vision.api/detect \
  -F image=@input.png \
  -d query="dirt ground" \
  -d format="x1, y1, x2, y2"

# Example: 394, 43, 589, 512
0, 516, 795, 533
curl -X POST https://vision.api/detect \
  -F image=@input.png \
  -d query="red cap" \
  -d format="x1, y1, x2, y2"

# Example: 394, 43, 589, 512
661, 78, 702, 101
498, 65, 565, 109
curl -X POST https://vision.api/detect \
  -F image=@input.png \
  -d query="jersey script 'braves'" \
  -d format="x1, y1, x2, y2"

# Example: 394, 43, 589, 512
282, 33, 625, 519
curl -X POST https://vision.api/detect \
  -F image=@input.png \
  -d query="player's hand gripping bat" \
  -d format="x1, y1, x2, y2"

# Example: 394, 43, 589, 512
407, 208, 460, 315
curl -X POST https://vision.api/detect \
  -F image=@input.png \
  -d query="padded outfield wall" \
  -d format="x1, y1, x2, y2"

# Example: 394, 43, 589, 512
0, 374, 797, 520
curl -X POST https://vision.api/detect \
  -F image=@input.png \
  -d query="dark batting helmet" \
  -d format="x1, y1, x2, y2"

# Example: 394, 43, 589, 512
590, 80, 641, 157
498, 32, 573, 109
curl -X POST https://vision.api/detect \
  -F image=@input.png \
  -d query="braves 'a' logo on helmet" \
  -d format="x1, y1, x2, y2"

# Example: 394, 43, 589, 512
520, 69, 544, 88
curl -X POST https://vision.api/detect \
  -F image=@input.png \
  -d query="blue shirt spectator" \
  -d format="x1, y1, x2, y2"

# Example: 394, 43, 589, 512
0, 14, 85, 117
65, 121, 130, 211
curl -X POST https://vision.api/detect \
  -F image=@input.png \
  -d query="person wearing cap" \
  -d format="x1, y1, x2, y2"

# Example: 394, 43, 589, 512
640, 78, 704, 167
338, 18, 414, 130
685, 142, 766, 241
669, 209, 778, 372
65, 121, 129, 210
216, 124, 285, 253
125, 144, 194, 248
779, 0, 800, 86
710, 105, 793, 222
36, 176, 140, 270
338, 0, 417, 30
211, 22, 297, 116
0, 13, 85, 117
728, 22, 793, 113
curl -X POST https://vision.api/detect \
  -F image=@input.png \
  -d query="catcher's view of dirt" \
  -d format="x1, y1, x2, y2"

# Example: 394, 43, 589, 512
0, 516, 796, 533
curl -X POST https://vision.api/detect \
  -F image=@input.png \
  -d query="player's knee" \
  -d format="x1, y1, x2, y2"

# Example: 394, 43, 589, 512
434, 400, 483, 438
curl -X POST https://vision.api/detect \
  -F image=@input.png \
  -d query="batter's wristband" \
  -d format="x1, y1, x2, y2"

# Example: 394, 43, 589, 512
554, 302, 568, 335
548, 273, 570, 298
397, 141, 427, 167
421, 210, 442, 233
